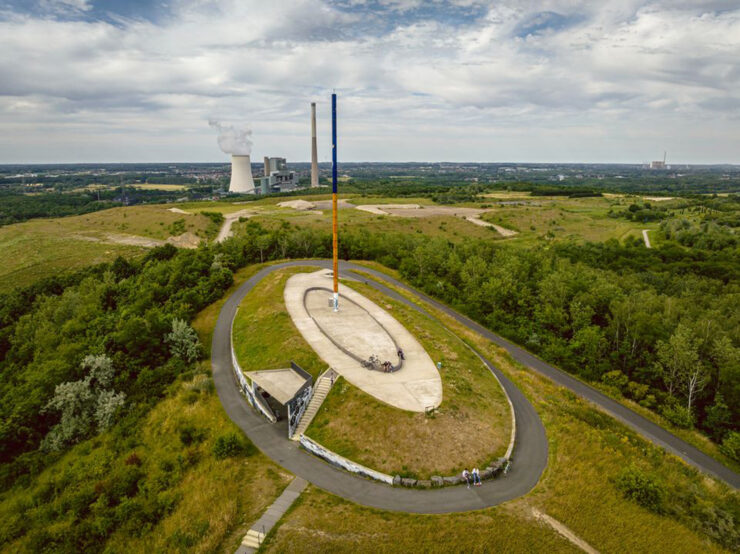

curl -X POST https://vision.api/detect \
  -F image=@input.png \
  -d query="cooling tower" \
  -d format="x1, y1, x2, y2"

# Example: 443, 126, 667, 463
311, 102, 319, 187
230, 155, 255, 193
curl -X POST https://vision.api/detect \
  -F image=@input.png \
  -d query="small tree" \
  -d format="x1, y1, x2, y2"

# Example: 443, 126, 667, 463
42, 354, 125, 451
655, 324, 700, 398
165, 318, 201, 363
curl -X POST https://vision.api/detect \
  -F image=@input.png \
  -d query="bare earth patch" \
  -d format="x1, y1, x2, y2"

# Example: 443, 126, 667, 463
355, 203, 518, 236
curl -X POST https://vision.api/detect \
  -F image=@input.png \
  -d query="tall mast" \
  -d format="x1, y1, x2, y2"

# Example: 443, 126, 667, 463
332, 92, 339, 311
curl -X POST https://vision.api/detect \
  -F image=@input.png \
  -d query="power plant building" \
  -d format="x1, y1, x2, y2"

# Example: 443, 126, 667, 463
258, 157, 297, 194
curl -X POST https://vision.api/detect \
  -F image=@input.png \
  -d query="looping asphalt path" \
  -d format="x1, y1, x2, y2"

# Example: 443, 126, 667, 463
212, 261, 738, 515
212, 260, 547, 513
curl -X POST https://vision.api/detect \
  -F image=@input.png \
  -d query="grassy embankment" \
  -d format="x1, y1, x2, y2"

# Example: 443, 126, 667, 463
0, 205, 216, 292
261, 268, 738, 553
479, 195, 662, 246
0, 264, 293, 553
305, 279, 511, 478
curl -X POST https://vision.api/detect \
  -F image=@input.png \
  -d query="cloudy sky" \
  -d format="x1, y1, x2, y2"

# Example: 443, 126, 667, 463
1, 0, 738, 164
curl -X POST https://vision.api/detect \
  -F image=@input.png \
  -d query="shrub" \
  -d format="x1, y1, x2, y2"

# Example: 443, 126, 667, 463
179, 425, 205, 446
125, 452, 142, 466
720, 431, 740, 462
602, 370, 628, 392
615, 466, 665, 513
165, 319, 202, 363
661, 403, 694, 428
626, 381, 649, 401
212, 432, 254, 460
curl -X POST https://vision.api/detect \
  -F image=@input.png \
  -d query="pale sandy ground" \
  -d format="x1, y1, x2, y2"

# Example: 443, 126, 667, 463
167, 232, 201, 248
355, 204, 422, 215
643, 196, 675, 202
216, 209, 256, 242
355, 204, 518, 237
167, 207, 192, 215
71, 232, 201, 249
278, 199, 317, 210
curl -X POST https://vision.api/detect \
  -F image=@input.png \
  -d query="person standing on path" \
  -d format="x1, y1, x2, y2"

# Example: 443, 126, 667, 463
462, 469, 471, 488
472, 467, 481, 486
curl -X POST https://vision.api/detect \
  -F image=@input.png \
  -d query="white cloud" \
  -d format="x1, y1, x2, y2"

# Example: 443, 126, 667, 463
0, 0, 738, 163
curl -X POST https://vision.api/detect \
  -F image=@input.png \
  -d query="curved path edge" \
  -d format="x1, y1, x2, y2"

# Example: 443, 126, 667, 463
212, 260, 547, 514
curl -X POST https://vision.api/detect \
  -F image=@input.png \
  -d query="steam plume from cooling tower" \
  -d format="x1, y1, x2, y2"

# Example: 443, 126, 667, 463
209, 120, 253, 155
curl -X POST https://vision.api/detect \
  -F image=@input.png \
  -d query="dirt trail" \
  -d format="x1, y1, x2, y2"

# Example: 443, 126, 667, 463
531, 508, 600, 554
464, 216, 518, 237
642, 229, 652, 248
216, 209, 255, 242
355, 203, 518, 237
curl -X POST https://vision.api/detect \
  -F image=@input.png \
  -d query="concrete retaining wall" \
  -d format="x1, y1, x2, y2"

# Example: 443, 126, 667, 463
299, 435, 394, 485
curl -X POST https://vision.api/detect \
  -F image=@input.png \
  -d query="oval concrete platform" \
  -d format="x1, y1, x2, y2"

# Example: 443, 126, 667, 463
284, 270, 442, 412
305, 287, 399, 366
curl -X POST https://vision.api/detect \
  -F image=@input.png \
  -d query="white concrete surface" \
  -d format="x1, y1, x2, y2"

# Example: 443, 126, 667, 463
284, 270, 442, 412
245, 368, 307, 404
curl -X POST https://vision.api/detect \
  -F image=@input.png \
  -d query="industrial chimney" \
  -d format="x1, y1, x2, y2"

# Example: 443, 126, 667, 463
311, 102, 319, 187
229, 155, 255, 193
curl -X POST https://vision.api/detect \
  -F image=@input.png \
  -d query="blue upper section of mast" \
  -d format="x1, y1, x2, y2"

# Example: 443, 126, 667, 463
332, 93, 337, 194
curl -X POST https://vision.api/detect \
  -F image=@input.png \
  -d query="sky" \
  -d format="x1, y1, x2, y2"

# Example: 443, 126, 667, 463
0, 0, 738, 164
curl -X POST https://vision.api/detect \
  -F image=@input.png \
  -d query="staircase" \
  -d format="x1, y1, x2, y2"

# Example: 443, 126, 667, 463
291, 369, 336, 440
239, 528, 265, 550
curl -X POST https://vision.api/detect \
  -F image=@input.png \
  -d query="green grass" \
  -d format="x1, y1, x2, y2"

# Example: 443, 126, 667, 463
304, 279, 511, 478
478, 195, 661, 246
0, 205, 215, 292
262, 485, 582, 553
232, 267, 327, 380
0, 369, 289, 554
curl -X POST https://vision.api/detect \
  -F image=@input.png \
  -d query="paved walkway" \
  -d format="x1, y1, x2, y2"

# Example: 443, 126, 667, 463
235, 476, 308, 553
211, 261, 547, 513
284, 270, 442, 411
